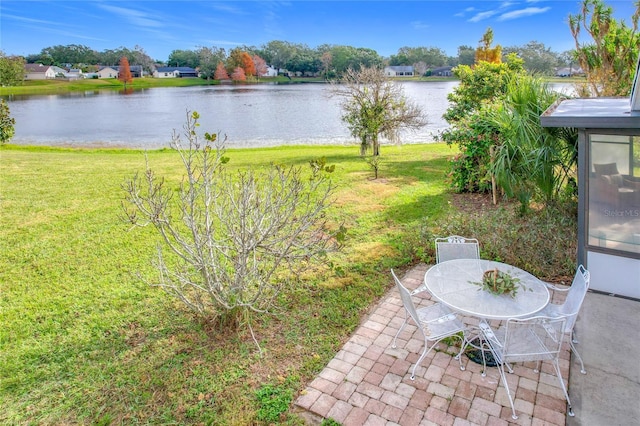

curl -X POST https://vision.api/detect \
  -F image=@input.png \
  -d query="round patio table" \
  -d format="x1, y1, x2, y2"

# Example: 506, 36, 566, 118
424, 259, 550, 320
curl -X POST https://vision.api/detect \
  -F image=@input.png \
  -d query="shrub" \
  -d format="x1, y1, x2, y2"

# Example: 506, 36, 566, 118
415, 201, 577, 279
122, 111, 343, 351
0, 99, 15, 144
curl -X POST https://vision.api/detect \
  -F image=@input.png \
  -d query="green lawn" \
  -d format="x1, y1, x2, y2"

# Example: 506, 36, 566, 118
0, 76, 319, 96
1, 143, 462, 424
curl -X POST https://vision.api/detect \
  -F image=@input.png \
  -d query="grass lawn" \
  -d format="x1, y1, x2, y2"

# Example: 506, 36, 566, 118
0, 76, 321, 96
0, 75, 583, 97
1, 142, 463, 424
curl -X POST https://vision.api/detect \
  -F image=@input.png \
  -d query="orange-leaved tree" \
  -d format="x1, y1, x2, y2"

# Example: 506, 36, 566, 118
118, 56, 133, 87
475, 28, 502, 64
228, 48, 255, 77
214, 62, 230, 80
240, 52, 256, 77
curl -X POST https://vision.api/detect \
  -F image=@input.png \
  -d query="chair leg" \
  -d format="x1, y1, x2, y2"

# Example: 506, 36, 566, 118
392, 310, 409, 349
454, 333, 469, 371
552, 359, 575, 417
495, 358, 518, 419
410, 331, 443, 380
568, 332, 586, 374
569, 339, 587, 374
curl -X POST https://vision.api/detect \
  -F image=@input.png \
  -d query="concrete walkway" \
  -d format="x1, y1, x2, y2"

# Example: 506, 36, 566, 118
567, 291, 640, 426
294, 264, 640, 425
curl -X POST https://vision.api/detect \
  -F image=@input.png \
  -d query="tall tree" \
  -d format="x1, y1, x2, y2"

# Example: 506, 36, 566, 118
214, 62, 230, 80
228, 49, 255, 77
260, 40, 297, 70
0, 51, 25, 86
252, 55, 268, 78
240, 52, 256, 77
326, 45, 383, 75
40, 44, 98, 66
457, 45, 476, 66
331, 66, 426, 157
503, 41, 560, 75
167, 49, 199, 68
475, 28, 502, 64
389, 46, 447, 68
570, 0, 640, 96
132, 45, 156, 75
320, 51, 333, 78
118, 56, 133, 87
100, 47, 132, 67
197, 46, 226, 81
231, 67, 246, 82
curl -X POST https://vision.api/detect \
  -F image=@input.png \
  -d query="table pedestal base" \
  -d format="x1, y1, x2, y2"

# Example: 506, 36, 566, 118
465, 338, 498, 367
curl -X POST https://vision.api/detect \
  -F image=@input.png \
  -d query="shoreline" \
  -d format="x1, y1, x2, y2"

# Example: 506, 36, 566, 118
0, 76, 460, 97
3, 138, 445, 152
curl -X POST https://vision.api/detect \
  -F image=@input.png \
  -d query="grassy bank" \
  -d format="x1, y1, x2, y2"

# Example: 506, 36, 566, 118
0, 75, 581, 97
0, 143, 457, 424
0, 76, 323, 96
0, 142, 577, 424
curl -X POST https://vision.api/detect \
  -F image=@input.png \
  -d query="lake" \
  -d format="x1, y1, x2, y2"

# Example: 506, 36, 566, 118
4, 81, 574, 149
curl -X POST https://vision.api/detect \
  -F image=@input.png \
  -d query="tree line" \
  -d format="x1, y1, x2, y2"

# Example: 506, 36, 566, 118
8, 37, 575, 79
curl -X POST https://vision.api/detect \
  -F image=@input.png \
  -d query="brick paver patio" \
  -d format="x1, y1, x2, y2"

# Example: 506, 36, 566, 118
294, 264, 571, 425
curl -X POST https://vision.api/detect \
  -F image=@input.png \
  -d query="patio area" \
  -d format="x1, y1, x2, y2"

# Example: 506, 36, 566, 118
294, 263, 640, 425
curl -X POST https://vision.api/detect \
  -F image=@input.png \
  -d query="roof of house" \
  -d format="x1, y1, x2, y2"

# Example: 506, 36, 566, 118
99, 65, 143, 72
385, 66, 414, 72
24, 64, 51, 72
155, 66, 197, 73
430, 66, 453, 72
24, 64, 67, 74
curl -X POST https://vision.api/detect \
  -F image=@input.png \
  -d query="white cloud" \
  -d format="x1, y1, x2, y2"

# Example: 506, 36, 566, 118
2, 12, 105, 42
469, 10, 498, 23
98, 4, 163, 29
202, 39, 244, 47
208, 3, 246, 15
455, 6, 476, 17
411, 20, 429, 30
498, 6, 551, 21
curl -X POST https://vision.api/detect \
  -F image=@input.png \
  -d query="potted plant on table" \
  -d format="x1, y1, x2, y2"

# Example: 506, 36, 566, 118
473, 268, 526, 297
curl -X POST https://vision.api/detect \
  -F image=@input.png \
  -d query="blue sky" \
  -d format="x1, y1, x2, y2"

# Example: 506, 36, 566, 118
1, 1, 637, 61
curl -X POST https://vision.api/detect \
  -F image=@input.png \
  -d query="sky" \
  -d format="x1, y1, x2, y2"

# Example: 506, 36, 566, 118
1, 0, 637, 62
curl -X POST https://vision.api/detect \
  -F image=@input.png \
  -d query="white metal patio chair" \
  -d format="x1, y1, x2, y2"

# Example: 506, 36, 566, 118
537, 264, 590, 374
435, 235, 480, 263
479, 315, 573, 420
391, 269, 470, 380
412, 235, 480, 295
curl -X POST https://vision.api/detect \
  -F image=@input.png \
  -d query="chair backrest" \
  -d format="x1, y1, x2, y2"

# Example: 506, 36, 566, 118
503, 316, 567, 363
435, 235, 480, 263
391, 269, 421, 325
558, 265, 590, 331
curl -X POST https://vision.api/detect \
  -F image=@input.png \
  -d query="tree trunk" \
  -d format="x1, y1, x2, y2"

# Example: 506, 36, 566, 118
373, 136, 380, 156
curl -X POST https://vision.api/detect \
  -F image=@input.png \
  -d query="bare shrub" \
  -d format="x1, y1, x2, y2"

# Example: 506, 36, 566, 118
122, 111, 343, 350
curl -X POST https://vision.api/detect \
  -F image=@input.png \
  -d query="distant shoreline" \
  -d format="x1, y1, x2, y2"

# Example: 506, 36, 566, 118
0, 76, 461, 97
